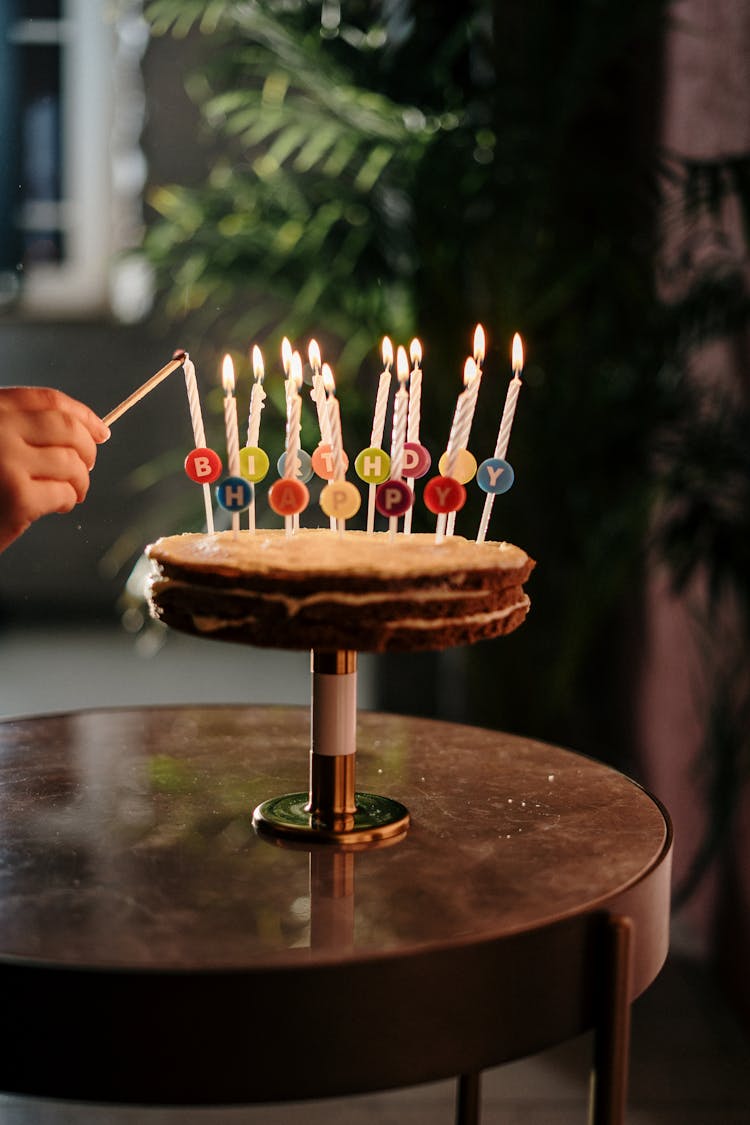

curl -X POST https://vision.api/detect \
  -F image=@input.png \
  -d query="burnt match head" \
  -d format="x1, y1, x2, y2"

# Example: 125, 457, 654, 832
172, 348, 188, 361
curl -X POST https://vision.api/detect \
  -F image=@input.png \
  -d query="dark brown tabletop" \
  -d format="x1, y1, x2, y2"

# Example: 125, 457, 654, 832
0, 705, 671, 1105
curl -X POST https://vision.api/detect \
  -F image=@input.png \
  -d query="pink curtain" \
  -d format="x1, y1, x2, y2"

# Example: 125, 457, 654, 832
638, 0, 750, 1020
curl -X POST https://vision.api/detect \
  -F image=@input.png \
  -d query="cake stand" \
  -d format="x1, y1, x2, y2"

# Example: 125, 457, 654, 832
252, 648, 410, 847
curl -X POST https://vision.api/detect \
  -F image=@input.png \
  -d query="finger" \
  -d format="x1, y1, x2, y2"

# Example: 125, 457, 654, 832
29, 445, 91, 503
29, 478, 79, 516
0, 387, 110, 443
18, 411, 99, 470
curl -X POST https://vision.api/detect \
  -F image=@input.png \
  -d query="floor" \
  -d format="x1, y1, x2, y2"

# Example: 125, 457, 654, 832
0, 627, 748, 1124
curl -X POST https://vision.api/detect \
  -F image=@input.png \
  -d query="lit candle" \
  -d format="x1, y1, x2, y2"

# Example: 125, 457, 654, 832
365, 337, 393, 534
446, 325, 485, 536
388, 347, 410, 538
308, 338, 332, 448
284, 353, 303, 480
445, 357, 479, 476
182, 353, 214, 534
403, 337, 422, 535
406, 338, 423, 445
323, 363, 344, 482
246, 344, 266, 448
435, 356, 480, 542
370, 336, 393, 448
222, 353, 241, 535
282, 353, 304, 537
390, 346, 410, 480
477, 333, 524, 544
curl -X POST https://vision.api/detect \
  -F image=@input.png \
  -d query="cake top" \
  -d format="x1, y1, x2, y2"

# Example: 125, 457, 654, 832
147, 528, 531, 581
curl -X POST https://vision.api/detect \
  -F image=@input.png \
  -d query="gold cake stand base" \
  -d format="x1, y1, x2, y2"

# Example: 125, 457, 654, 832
252, 650, 410, 847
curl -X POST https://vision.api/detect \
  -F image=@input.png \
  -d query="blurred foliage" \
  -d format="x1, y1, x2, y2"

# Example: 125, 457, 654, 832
142, 1, 750, 890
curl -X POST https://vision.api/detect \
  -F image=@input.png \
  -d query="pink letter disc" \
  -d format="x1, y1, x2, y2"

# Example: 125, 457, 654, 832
402, 442, 432, 479
375, 479, 413, 517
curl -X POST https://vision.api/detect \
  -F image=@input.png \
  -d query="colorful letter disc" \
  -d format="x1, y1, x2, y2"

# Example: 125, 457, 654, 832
276, 449, 314, 483
216, 476, 252, 512
402, 442, 432, 479
438, 448, 478, 485
320, 480, 362, 520
476, 457, 515, 495
268, 477, 309, 517
311, 443, 349, 481
375, 479, 414, 518
423, 475, 466, 514
354, 446, 391, 484
185, 447, 222, 484
239, 445, 270, 483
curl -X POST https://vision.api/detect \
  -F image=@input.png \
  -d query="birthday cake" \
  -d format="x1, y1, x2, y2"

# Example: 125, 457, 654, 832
146, 528, 534, 653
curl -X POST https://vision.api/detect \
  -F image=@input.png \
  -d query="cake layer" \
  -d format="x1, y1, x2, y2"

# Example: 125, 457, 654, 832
146, 529, 535, 653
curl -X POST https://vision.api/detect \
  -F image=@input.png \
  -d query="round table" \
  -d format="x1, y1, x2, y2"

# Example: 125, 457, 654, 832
0, 706, 671, 1124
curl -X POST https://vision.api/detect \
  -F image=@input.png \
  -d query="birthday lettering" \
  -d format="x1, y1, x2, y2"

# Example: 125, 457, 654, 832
362, 454, 383, 477
433, 483, 453, 506
382, 487, 402, 512
319, 450, 335, 475
194, 456, 212, 478
485, 463, 505, 487
224, 484, 246, 506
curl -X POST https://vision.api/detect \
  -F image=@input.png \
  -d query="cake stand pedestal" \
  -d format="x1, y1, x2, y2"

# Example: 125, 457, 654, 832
252, 649, 410, 846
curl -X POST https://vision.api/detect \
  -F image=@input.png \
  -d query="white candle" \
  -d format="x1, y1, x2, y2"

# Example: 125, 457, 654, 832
389, 346, 410, 480
246, 344, 266, 447
323, 363, 344, 482
406, 337, 423, 444
445, 325, 485, 536
445, 357, 479, 477
477, 332, 524, 544
370, 336, 393, 448
284, 354, 303, 480
388, 347, 410, 538
222, 353, 241, 535
182, 354, 213, 533
182, 354, 206, 447
309, 339, 332, 447
436, 356, 480, 542
366, 337, 393, 534
222, 354, 240, 476
403, 337, 422, 535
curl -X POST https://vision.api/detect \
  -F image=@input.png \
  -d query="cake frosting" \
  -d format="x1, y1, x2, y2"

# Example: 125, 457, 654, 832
146, 528, 534, 653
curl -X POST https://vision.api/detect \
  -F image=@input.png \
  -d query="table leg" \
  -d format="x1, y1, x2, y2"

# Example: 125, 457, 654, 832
456, 1071, 482, 1125
589, 914, 634, 1125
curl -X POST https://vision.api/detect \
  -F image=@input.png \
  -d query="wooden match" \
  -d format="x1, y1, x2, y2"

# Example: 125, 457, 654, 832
103, 350, 187, 426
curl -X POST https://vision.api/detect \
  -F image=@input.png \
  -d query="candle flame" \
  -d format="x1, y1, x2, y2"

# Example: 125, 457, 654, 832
322, 362, 335, 394
252, 344, 264, 381
396, 345, 409, 383
512, 332, 524, 374
409, 338, 422, 366
463, 356, 478, 387
291, 350, 304, 389
222, 353, 235, 394
381, 336, 394, 369
308, 338, 322, 372
473, 324, 486, 365
281, 337, 293, 376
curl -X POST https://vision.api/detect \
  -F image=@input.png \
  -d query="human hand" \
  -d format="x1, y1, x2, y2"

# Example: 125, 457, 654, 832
0, 386, 110, 553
